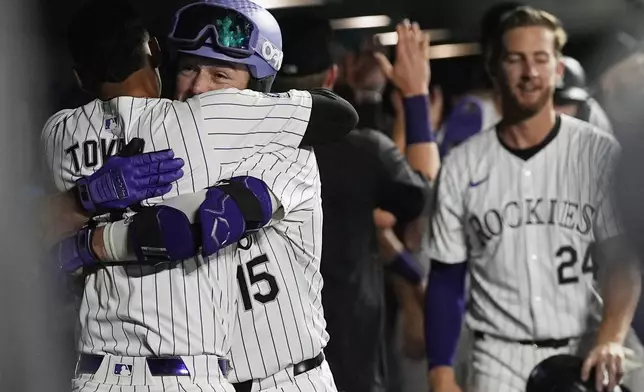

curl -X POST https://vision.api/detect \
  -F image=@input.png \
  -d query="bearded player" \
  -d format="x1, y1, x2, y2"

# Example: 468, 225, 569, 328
425, 6, 641, 392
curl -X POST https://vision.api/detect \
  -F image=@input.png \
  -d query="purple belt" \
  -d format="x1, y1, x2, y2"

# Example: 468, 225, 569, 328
77, 354, 231, 377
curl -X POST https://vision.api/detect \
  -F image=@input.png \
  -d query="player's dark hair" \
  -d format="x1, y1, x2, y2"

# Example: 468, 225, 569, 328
479, 2, 525, 51
67, 0, 150, 89
486, 6, 568, 70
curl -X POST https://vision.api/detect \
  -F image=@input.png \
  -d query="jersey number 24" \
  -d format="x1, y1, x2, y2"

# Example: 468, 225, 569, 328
237, 254, 280, 311
556, 245, 598, 285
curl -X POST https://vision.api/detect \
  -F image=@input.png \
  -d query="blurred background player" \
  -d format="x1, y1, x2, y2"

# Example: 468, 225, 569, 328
554, 55, 613, 133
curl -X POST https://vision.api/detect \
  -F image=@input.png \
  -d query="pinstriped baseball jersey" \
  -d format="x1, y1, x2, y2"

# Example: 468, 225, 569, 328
41, 88, 314, 358
226, 149, 327, 385
429, 114, 621, 340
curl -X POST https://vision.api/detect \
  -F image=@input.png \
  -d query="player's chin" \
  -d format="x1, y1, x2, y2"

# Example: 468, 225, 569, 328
514, 94, 548, 114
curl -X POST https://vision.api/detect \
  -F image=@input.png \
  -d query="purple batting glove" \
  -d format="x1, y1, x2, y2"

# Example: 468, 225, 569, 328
199, 177, 272, 258
75, 149, 185, 214
199, 186, 247, 257
52, 227, 99, 276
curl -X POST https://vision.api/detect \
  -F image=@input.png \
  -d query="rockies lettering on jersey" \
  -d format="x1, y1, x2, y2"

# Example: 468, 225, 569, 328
41, 88, 316, 358
469, 198, 596, 246
429, 114, 621, 341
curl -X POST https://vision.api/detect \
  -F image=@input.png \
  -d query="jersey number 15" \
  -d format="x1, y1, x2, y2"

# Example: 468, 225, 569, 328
237, 254, 280, 311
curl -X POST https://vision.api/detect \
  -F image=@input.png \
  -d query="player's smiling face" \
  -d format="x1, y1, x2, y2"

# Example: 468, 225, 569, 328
497, 26, 563, 116
175, 54, 251, 101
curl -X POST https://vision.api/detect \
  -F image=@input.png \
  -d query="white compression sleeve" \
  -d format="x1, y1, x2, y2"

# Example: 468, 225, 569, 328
101, 188, 281, 262
103, 219, 135, 262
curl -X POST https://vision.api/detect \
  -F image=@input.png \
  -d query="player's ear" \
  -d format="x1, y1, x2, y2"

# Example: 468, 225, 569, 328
555, 55, 565, 83
147, 37, 162, 69
323, 65, 338, 89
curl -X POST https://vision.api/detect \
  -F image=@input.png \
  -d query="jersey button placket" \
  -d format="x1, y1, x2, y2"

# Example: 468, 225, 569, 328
523, 165, 540, 336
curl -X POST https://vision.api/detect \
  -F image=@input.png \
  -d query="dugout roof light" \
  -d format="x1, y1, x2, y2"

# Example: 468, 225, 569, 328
330, 15, 391, 30
373, 28, 481, 59
428, 43, 481, 59
256, 0, 325, 9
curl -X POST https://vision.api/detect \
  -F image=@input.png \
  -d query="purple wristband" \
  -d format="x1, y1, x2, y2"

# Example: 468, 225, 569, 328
403, 95, 434, 145
57, 226, 98, 274
385, 251, 423, 284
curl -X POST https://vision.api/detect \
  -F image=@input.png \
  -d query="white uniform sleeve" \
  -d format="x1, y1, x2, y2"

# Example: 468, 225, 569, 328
196, 88, 311, 152
190, 88, 315, 215
40, 109, 76, 192
428, 156, 469, 264
593, 137, 623, 242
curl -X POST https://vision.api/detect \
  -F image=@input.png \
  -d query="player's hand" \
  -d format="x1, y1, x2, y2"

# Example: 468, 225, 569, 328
431, 383, 462, 392
75, 139, 185, 214
374, 208, 397, 230
581, 341, 629, 391
428, 368, 463, 392
374, 20, 431, 97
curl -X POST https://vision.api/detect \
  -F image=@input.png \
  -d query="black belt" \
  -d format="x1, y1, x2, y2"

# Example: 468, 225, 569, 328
473, 331, 572, 349
232, 353, 325, 392
77, 354, 231, 377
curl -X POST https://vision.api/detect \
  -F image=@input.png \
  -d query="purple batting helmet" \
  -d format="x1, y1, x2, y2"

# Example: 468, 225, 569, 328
168, 0, 283, 92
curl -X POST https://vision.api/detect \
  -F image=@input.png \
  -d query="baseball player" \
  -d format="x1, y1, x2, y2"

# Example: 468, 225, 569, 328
42, 1, 357, 391
425, 6, 641, 392
554, 56, 614, 134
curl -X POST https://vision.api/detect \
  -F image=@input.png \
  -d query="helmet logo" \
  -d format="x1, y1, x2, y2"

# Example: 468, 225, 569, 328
261, 40, 283, 71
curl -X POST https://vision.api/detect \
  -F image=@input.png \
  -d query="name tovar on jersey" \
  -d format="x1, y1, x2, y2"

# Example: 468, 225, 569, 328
429, 114, 621, 341
41, 88, 317, 358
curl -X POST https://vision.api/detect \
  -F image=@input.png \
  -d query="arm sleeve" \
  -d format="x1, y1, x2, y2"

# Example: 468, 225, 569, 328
300, 88, 359, 146
428, 157, 469, 263
593, 137, 623, 242
364, 130, 429, 223
425, 260, 467, 370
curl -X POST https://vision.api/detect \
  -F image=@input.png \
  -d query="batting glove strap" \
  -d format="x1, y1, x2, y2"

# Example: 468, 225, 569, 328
75, 168, 127, 215
221, 177, 273, 230
129, 206, 199, 264
56, 226, 99, 275
74, 177, 98, 214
